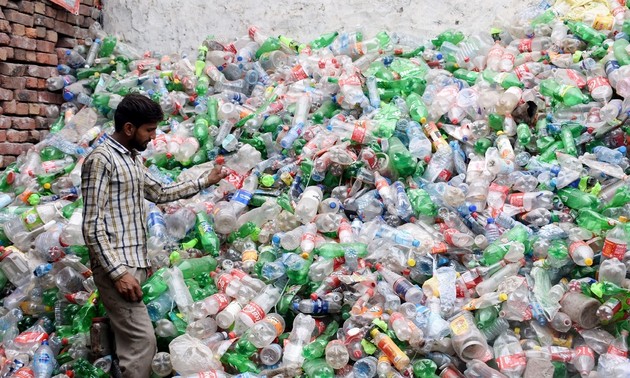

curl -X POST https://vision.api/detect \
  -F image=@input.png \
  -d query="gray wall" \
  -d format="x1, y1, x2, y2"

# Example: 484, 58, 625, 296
103, 0, 539, 56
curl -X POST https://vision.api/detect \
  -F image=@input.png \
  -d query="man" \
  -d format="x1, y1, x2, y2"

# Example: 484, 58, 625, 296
81, 94, 226, 377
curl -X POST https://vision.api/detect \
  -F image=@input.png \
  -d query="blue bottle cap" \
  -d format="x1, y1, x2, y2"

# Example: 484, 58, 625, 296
618, 146, 627, 154
468, 205, 477, 213
487, 217, 494, 224
412, 240, 420, 247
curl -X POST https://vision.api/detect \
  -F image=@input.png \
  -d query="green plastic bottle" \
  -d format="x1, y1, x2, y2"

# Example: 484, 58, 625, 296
576, 209, 615, 234
303, 321, 339, 359
99, 35, 117, 57
406, 92, 429, 124
431, 30, 465, 48
388, 136, 417, 177
516, 123, 532, 145
413, 359, 439, 378
302, 358, 335, 378
142, 267, 169, 303
453, 68, 479, 86
308, 31, 339, 50
557, 187, 600, 210
255, 36, 281, 59
613, 38, 630, 66
195, 212, 220, 256
314, 243, 368, 259
176, 255, 217, 280
564, 20, 606, 46
221, 352, 260, 373
539, 79, 590, 106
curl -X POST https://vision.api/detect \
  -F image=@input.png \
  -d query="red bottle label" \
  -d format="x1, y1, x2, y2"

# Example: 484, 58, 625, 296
518, 39, 533, 53
497, 353, 527, 370
241, 302, 266, 323
602, 239, 627, 260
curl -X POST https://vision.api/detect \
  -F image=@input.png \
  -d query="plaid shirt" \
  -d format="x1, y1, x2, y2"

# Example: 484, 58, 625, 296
82, 135, 205, 280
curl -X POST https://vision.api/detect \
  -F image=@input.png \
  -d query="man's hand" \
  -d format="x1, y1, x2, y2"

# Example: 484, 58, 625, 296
114, 272, 143, 302
204, 164, 227, 187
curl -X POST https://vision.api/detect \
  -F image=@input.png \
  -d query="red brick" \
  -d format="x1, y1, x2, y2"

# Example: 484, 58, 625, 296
36, 52, 57, 65
33, 14, 54, 29
12, 24, 25, 37
28, 103, 39, 115
2, 1, 15, 9
12, 48, 37, 63
0, 156, 17, 168
1, 101, 15, 114
7, 129, 28, 142
15, 103, 28, 115
14, 89, 38, 102
9, 36, 36, 51
54, 20, 73, 37
37, 91, 62, 104
66, 14, 83, 25
55, 11, 66, 22
0, 75, 25, 89
78, 4, 92, 16
4, 10, 34, 27
36, 26, 45, 38
24, 27, 37, 39
24, 76, 37, 89
82, 0, 94, 7
0, 142, 34, 155
17, 1, 35, 14
44, 5, 57, 18
0, 0, 8, 8
45, 30, 57, 43
81, 17, 95, 28
0, 116, 10, 129
26, 64, 55, 78
56, 38, 76, 49
0, 88, 11, 101
34, 2, 45, 15
36, 40, 54, 53
12, 116, 35, 129
0, 47, 13, 61
0, 20, 11, 33
0, 33, 9, 45
0, 131, 6, 142
34, 116, 47, 128
0, 62, 27, 76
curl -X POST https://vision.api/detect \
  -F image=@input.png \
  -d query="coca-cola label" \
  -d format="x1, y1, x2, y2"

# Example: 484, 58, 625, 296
566, 69, 586, 88
508, 193, 525, 207
351, 122, 367, 144
14, 331, 47, 345
518, 39, 533, 53
13, 368, 34, 378
575, 345, 594, 358
513, 64, 530, 80
437, 169, 452, 182
214, 293, 230, 311
241, 302, 266, 323
196, 371, 220, 378
608, 344, 628, 358
587, 76, 610, 93
290, 65, 308, 81
216, 274, 233, 292
497, 353, 527, 370
568, 241, 587, 256
338, 75, 361, 87
602, 239, 627, 260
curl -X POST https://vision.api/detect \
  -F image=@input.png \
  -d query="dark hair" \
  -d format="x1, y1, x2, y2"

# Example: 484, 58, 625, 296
114, 93, 164, 132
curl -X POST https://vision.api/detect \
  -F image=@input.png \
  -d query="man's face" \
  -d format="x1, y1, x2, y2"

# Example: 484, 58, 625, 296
130, 122, 157, 151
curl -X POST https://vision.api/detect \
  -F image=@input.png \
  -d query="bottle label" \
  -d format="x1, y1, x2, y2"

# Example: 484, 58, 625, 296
338, 75, 361, 87
216, 274, 233, 292
242, 249, 258, 262
566, 69, 586, 88
290, 65, 308, 81
593, 15, 614, 30
437, 169, 452, 182
312, 299, 329, 314
232, 189, 253, 206
518, 39, 533, 53
14, 331, 47, 346
575, 345, 594, 358
513, 64, 530, 80
223, 168, 244, 189
607, 345, 628, 358
392, 278, 412, 298
586, 76, 610, 93
13, 369, 34, 378
197, 371, 220, 378
266, 316, 285, 336
612, 6, 625, 17
351, 121, 367, 144
449, 314, 470, 336
431, 242, 449, 255
508, 193, 525, 207
605, 60, 620, 77
497, 353, 527, 370
213, 293, 230, 311
241, 302, 266, 323
602, 239, 627, 260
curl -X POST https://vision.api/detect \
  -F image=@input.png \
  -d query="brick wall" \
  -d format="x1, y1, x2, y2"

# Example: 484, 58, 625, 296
0, 0, 101, 168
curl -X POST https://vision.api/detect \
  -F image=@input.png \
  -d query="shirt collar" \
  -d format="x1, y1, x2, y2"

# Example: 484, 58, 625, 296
106, 135, 132, 156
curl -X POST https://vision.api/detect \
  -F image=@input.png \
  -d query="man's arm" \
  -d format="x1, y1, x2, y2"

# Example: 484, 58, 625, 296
144, 164, 226, 204
81, 152, 127, 281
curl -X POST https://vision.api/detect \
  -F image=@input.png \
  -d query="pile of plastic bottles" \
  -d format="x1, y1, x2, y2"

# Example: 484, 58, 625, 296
2, 0, 630, 376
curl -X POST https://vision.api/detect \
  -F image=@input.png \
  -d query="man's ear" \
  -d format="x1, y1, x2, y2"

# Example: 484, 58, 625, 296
123, 122, 136, 137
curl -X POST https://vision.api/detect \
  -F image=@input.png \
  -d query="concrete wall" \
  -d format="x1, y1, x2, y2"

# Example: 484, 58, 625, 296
103, 0, 539, 56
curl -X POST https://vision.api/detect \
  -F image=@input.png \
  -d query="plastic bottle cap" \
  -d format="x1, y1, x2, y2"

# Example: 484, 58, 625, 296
620, 216, 629, 223
407, 258, 416, 267
498, 293, 508, 301
260, 175, 275, 187
412, 240, 420, 247
469, 205, 477, 213
584, 258, 593, 266
329, 202, 337, 209
487, 217, 494, 224
300, 252, 309, 259
619, 146, 627, 154
43, 183, 51, 190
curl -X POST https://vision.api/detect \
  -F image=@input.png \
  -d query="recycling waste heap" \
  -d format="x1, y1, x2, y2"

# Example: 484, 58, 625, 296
2, 0, 630, 377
